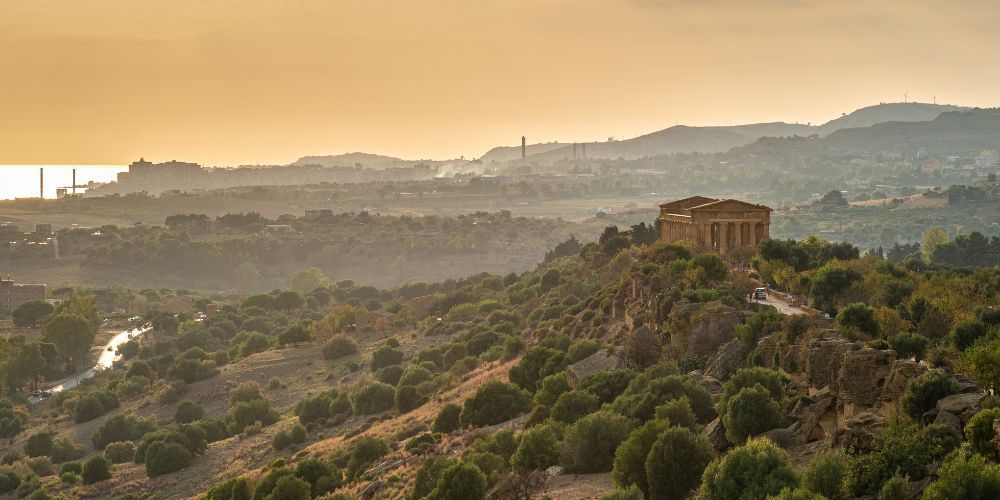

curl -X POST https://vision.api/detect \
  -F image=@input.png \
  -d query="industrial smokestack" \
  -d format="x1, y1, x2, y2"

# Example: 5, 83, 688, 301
72, 168, 76, 195
521, 136, 526, 160
39, 167, 44, 198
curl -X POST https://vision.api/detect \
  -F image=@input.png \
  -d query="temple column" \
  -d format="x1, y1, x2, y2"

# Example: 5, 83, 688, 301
719, 222, 728, 256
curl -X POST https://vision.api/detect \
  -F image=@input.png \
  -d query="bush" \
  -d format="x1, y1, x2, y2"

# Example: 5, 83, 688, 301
371, 346, 404, 371
92, 414, 157, 449
965, 408, 1000, 460
144, 440, 193, 477
845, 420, 936, 496
351, 382, 397, 415
0, 467, 18, 494
802, 451, 848, 500
59, 462, 82, 475
413, 456, 457, 500
376, 364, 404, 385
396, 385, 425, 413
718, 368, 785, 419
900, 369, 959, 421
272, 430, 293, 451
346, 436, 391, 479
508, 346, 565, 392
888, 332, 930, 361
952, 320, 988, 351
459, 381, 531, 427
25, 431, 54, 458
533, 372, 570, 407
432, 404, 462, 433
74, 394, 110, 423
613, 420, 670, 497
323, 335, 359, 359
204, 478, 252, 500
644, 427, 714, 500
655, 397, 698, 431
922, 452, 1000, 500
512, 422, 562, 470
611, 374, 715, 423
227, 398, 280, 432
269, 475, 312, 499
294, 390, 351, 425
551, 390, 600, 424
698, 438, 798, 500
836, 303, 880, 339
229, 381, 263, 404
578, 369, 636, 404
59, 471, 78, 484
722, 385, 785, 444
103, 441, 136, 464
426, 462, 487, 500
24, 456, 54, 477
174, 400, 205, 424
600, 485, 643, 500
82, 456, 112, 484
561, 410, 629, 473
877, 474, 913, 500
290, 424, 307, 444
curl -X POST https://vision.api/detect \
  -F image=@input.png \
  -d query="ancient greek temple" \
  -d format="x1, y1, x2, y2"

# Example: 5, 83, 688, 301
658, 196, 772, 256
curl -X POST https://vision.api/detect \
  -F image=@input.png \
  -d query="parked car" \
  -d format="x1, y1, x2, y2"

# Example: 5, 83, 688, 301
754, 287, 768, 300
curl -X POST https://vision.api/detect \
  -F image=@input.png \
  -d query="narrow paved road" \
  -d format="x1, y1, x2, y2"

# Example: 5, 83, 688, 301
29, 324, 150, 404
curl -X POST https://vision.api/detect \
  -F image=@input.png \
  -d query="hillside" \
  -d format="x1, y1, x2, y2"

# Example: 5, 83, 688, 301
731, 108, 1000, 159
479, 142, 571, 163
816, 102, 964, 136
289, 152, 447, 169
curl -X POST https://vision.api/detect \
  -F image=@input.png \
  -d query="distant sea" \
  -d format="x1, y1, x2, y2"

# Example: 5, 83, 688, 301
0, 165, 126, 200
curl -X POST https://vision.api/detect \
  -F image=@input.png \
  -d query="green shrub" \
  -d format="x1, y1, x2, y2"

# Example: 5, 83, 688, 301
561, 410, 629, 473
272, 430, 293, 450
103, 441, 136, 464
877, 474, 913, 500
92, 414, 157, 449
405, 433, 438, 454
533, 372, 571, 407
82, 456, 112, 484
644, 427, 714, 500
0, 467, 18, 494
396, 385, 425, 413
900, 369, 958, 421
144, 441, 193, 477
24, 431, 54, 458
59, 471, 79, 484
802, 451, 848, 500
351, 382, 397, 415
399, 366, 434, 387
888, 332, 930, 360
227, 398, 280, 432
599, 485, 643, 500
459, 381, 531, 427
426, 462, 487, 500
611, 374, 715, 422
613, 419, 670, 497
551, 390, 600, 424
323, 335, 359, 359
290, 424, 307, 444
376, 365, 404, 385
472, 428, 519, 463
952, 320, 988, 351
371, 346, 404, 371
432, 404, 462, 433
845, 420, 936, 496
718, 368, 785, 420
268, 475, 312, 499
508, 347, 565, 392
346, 436, 391, 479
413, 456, 457, 500
722, 385, 785, 444
512, 422, 562, 470
922, 452, 1000, 500
836, 303, 880, 339
204, 477, 252, 500
174, 400, 205, 424
965, 408, 1000, 460
698, 438, 798, 500
654, 396, 698, 431
59, 462, 82, 475
578, 369, 636, 404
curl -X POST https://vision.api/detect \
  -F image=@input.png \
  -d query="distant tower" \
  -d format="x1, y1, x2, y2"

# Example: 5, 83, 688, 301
72, 168, 77, 195
39, 167, 44, 198
521, 136, 526, 160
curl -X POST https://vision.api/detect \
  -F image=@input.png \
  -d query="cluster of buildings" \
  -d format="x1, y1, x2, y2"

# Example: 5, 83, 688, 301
94, 158, 439, 196
920, 150, 999, 179
0, 223, 54, 246
0, 276, 46, 313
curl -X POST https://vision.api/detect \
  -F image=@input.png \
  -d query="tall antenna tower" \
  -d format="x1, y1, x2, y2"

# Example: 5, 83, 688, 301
521, 136, 526, 161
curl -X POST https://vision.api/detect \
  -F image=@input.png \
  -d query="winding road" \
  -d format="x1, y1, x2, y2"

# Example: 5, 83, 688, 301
28, 323, 151, 404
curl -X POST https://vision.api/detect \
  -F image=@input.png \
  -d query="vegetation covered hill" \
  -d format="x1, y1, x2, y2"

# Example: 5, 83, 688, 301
815, 102, 964, 136
1, 224, 998, 499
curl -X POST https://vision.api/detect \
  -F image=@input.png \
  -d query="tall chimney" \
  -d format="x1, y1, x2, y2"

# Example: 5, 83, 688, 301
521, 136, 526, 160
39, 168, 44, 198
72, 168, 77, 195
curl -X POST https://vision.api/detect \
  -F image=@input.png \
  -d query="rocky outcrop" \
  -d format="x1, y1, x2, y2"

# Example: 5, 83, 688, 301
668, 300, 747, 357
704, 339, 747, 381
700, 418, 730, 453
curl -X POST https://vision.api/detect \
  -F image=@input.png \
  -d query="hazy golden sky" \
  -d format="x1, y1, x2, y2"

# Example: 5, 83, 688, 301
2, 0, 999, 166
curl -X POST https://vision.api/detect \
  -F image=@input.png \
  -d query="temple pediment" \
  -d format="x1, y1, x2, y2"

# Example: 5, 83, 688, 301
690, 199, 772, 212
